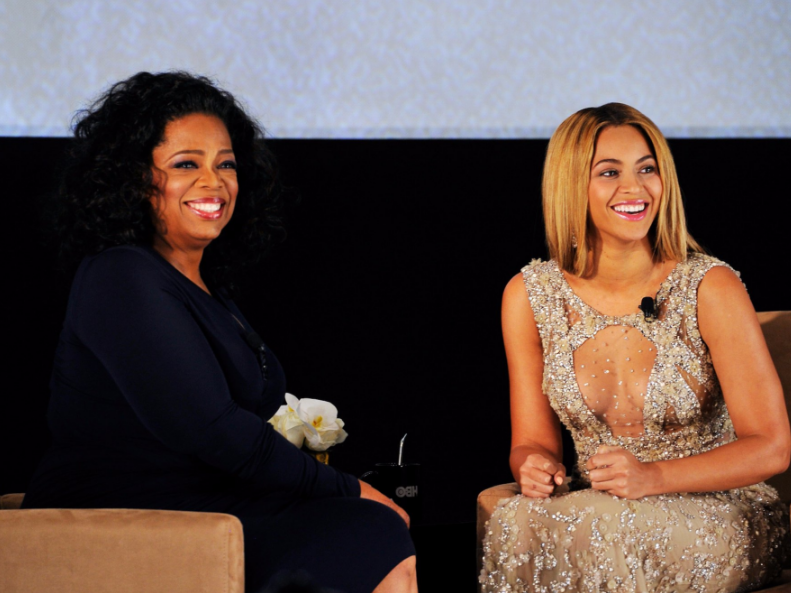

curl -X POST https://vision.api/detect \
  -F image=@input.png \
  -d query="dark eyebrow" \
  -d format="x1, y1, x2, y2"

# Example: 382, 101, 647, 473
592, 154, 654, 169
166, 148, 235, 160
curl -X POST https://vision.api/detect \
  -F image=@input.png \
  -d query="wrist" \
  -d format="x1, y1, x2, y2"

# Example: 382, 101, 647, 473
647, 461, 665, 496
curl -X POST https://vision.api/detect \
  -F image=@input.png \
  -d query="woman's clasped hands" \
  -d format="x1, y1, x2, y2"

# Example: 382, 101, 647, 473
518, 454, 566, 498
519, 447, 664, 500
587, 445, 662, 499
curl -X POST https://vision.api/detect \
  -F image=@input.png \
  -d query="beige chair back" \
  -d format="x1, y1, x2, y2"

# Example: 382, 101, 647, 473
760, 311, 791, 500
0, 493, 24, 509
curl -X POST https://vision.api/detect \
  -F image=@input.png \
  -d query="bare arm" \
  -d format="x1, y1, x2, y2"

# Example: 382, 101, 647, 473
502, 273, 566, 497
589, 266, 791, 498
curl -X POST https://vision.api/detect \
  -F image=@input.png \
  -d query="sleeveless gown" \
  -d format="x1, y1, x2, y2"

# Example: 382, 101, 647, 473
480, 254, 789, 593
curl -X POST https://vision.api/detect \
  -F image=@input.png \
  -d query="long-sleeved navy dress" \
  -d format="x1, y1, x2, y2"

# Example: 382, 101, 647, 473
23, 245, 414, 592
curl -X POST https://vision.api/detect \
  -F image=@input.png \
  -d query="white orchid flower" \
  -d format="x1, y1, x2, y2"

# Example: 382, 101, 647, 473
268, 393, 305, 448
268, 393, 348, 452
295, 398, 349, 452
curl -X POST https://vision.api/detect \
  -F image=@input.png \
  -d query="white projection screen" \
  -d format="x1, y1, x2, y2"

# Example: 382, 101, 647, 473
1, 0, 789, 138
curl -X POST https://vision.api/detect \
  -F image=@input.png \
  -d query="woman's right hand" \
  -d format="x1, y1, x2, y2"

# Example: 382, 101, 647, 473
517, 454, 566, 498
359, 480, 410, 527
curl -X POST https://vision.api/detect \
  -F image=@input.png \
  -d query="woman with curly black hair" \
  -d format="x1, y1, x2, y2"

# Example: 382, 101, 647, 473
23, 71, 417, 593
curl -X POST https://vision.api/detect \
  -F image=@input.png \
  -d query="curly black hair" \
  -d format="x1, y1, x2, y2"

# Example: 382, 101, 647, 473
55, 71, 286, 290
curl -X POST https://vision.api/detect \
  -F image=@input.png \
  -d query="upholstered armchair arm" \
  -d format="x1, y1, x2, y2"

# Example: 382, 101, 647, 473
0, 504, 244, 593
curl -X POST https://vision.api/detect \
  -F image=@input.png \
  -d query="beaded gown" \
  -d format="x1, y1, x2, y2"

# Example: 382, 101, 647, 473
480, 254, 789, 593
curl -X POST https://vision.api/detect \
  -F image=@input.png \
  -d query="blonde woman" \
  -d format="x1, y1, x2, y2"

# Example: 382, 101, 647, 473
481, 103, 790, 593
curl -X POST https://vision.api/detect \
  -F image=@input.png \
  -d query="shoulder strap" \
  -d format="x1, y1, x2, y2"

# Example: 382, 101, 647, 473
665, 254, 741, 349
520, 259, 566, 347
677, 253, 741, 303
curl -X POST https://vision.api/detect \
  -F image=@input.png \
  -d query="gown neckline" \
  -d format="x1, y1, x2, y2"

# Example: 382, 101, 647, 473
545, 259, 689, 441
553, 258, 684, 322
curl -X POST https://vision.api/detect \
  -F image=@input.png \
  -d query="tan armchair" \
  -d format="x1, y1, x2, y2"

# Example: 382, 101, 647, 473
0, 493, 244, 593
477, 311, 791, 591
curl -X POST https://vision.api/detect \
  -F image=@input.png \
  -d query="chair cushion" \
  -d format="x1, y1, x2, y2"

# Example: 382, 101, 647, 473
0, 508, 244, 593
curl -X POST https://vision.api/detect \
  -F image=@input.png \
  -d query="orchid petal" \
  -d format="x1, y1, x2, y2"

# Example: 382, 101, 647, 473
285, 392, 300, 412
283, 425, 305, 448
296, 398, 338, 425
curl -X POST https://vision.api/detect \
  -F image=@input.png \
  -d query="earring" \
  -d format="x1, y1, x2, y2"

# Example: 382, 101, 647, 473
571, 234, 578, 249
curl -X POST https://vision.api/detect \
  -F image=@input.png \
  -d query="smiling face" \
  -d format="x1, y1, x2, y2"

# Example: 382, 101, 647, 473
150, 113, 238, 256
587, 125, 662, 249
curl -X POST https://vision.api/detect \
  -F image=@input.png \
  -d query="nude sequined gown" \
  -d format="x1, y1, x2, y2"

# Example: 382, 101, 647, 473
480, 255, 789, 593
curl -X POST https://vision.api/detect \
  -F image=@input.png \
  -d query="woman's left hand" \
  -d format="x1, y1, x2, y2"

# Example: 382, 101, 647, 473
587, 446, 661, 499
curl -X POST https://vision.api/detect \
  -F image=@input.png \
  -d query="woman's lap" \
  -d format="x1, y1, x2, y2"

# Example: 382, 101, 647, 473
193, 491, 415, 593
481, 486, 788, 593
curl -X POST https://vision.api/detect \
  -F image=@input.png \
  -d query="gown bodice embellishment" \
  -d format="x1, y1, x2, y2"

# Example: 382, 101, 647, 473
521, 255, 736, 486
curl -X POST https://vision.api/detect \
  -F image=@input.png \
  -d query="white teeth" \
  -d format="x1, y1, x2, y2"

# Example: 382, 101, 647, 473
613, 204, 646, 213
189, 202, 222, 213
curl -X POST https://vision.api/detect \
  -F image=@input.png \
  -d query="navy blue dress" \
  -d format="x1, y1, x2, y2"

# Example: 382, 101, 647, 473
23, 246, 414, 592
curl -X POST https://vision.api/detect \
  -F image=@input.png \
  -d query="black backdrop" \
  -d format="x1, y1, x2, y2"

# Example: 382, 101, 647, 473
2, 137, 788, 526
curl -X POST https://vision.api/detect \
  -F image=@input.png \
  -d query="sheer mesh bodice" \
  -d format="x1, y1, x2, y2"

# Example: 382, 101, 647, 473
573, 324, 655, 438
480, 255, 790, 593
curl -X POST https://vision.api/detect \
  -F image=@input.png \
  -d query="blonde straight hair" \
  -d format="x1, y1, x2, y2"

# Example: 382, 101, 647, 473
542, 103, 703, 276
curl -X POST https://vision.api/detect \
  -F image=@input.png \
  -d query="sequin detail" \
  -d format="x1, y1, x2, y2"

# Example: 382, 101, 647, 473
480, 255, 790, 593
